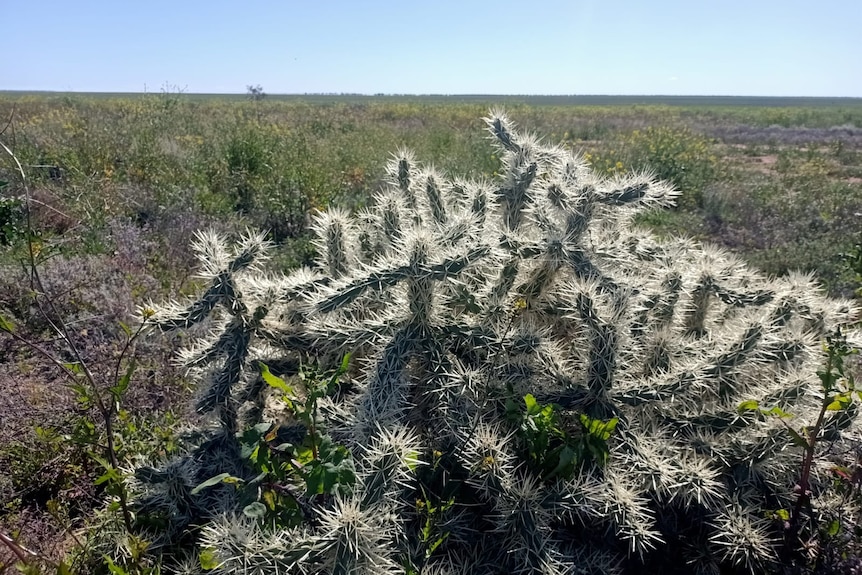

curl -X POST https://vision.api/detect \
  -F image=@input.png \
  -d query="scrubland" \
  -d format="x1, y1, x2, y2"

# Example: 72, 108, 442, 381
0, 93, 861, 574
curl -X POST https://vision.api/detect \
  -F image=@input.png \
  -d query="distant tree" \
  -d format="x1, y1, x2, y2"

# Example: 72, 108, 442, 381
246, 84, 266, 101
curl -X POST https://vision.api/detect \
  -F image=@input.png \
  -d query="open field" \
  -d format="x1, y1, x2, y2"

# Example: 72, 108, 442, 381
2, 93, 860, 291
5, 91, 862, 108
0, 94, 860, 572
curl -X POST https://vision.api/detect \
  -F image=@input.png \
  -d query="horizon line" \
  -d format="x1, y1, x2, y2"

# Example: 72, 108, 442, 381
3, 90, 862, 101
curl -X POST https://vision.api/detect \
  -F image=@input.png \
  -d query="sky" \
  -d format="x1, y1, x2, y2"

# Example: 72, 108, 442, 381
3, 0, 861, 97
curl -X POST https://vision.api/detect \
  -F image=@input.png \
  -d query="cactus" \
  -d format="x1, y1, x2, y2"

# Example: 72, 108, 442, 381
132, 111, 860, 574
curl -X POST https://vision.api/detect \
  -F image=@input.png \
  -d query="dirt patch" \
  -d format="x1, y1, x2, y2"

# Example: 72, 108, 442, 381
734, 154, 778, 175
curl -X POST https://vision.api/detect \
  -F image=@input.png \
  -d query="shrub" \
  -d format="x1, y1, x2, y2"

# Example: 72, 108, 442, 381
0, 195, 26, 246
130, 112, 860, 574
624, 126, 717, 209
701, 172, 862, 299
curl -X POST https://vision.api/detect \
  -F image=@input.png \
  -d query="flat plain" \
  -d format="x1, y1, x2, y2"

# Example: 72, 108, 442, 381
0, 92, 860, 570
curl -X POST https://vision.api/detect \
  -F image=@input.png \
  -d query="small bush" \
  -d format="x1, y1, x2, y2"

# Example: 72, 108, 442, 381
624, 126, 718, 209
0, 195, 26, 246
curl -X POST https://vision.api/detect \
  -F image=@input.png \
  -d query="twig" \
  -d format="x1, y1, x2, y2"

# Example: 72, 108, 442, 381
0, 530, 39, 565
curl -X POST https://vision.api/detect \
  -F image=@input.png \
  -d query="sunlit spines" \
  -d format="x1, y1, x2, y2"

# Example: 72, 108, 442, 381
422, 170, 448, 225
708, 503, 776, 573
683, 273, 715, 337
405, 230, 435, 324
598, 171, 680, 213
470, 184, 489, 224
359, 424, 424, 505
316, 494, 403, 575
311, 207, 356, 279
387, 147, 417, 198
483, 109, 520, 154
458, 422, 517, 499
498, 161, 538, 232
492, 471, 556, 574
190, 229, 231, 279
377, 190, 406, 248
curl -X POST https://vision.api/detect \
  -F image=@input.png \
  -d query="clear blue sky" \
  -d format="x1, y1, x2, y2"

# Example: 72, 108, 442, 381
4, 0, 861, 96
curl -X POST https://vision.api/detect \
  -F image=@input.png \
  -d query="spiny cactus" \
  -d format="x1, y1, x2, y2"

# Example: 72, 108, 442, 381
131, 111, 860, 574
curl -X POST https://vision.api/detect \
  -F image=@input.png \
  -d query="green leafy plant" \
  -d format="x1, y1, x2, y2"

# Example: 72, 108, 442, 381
624, 126, 717, 209
0, 194, 27, 246
841, 226, 862, 298
506, 393, 618, 481
740, 328, 859, 565
203, 358, 359, 526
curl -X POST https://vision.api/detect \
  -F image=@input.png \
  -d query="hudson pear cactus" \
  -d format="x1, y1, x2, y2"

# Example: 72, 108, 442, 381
131, 111, 860, 574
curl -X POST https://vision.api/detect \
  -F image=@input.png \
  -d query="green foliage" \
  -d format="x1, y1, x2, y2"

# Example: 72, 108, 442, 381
506, 393, 618, 480
841, 229, 862, 298
624, 126, 718, 209
182, 360, 358, 531
739, 328, 860, 568
221, 129, 272, 214
0, 194, 27, 247
577, 413, 619, 467
512, 393, 570, 475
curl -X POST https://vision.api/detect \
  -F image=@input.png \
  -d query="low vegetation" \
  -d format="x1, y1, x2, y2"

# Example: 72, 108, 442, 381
0, 94, 861, 574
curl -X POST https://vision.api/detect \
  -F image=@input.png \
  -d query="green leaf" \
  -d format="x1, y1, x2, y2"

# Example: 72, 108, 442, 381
826, 393, 852, 411
580, 415, 618, 441
775, 508, 790, 521
88, 452, 114, 472
191, 472, 243, 495
426, 532, 449, 557
260, 362, 291, 393
326, 353, 352, 392
765, 405, 793, 418
0, 312, 15, 333
826, 519, 840, 537
94, 467, 122, 486
405, 450, 420, 472
118, 321, 132, 338
262, 488, 278, 510
523, 394, 538, 415
199, 547, 220, 570
103, 556, 129, 575
64, 362, 83, 376
305, 463, 328, 495
55, 562, 74, 575
738, 400, 760, 413
338, 353, 351, 375
110, 359, 136, 399
243, 501, 268, 518
593, 417, 618, 440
